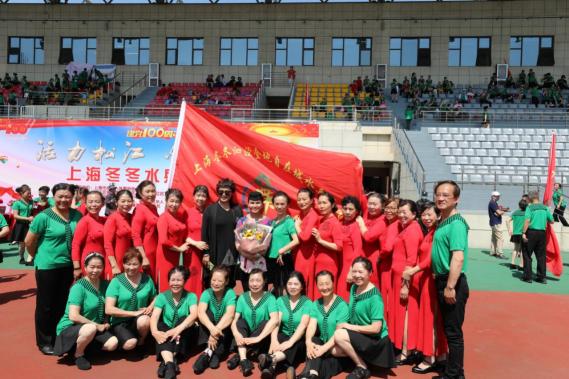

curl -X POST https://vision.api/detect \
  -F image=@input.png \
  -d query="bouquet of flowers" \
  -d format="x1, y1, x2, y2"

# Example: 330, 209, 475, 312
235, 222, 272, 273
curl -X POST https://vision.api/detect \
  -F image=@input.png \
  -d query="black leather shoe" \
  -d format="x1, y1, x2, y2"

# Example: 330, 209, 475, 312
395, 353, 417, 366
536, 278, 547, 284
227, 354, 240, 370
40, 345, 55, 355
522, 277, 532, 283
411, 363, 436, 374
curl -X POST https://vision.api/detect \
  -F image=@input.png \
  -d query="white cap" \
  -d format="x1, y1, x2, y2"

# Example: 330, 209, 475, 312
491, 191, 500, 197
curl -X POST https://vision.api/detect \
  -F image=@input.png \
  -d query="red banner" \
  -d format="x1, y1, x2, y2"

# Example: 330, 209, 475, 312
170, 104, 363, 215
543, 133, 563, 277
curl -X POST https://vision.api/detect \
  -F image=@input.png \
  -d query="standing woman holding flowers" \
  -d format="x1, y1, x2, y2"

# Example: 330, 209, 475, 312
294, 188, 319, 299
355, 193, 387, 287
26, 183, 83, 355
156, 189, 190, 292
184, 185, 209, 294
54, 253, 118, 370
312, 191, 343, 292
104, 190, 134, 279
338, 196, 364, 301
72, 191, 106, 279
390, 199, 423, 365
402, 201, 447, 374
266, 191, 299, 296
132, 180, 160, 281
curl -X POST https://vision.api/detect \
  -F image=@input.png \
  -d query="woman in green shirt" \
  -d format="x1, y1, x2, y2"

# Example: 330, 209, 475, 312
11, 184, 34, 265
228, 268, 278, 376
259, 271, 312, 379
105, 248, 156, 351
507, 199, 528, 270
26, 183, 83, 355
150, 266, 198, 379
552, 182, 569, 226
193, 265, 237, 375
54, 253, 118, 370
267, 191, 299, 296
0, 214, 9, 263
298, 270, 349, 379
333, 257, 395, 379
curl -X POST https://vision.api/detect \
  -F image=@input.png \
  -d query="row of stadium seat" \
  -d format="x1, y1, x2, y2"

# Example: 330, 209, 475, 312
444, 155, 569, 167
427, 127, 567, 135
455, 173, 568, 185
434, 141, 565, 151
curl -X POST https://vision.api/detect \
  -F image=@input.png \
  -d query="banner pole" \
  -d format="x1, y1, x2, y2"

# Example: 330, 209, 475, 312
167, 101, 186, 188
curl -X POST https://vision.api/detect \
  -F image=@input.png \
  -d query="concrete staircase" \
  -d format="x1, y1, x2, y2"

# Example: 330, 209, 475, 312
111, 87, 161, 119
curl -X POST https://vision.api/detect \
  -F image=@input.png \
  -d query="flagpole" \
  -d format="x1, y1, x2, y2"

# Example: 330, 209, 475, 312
166, 101, 187, 188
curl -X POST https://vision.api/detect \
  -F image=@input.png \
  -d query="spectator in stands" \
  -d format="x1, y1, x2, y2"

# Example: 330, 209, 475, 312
287, 66, 296, 85
479, 91, 492, 107
54, 74, 61, 92
206, 74, 214, 89
390, 79, 399, 102
404, 105, 414, 130
235, 77, 243, 89
527, 69, 537, 87
488, 191, 507, 259
2, 73, 12, 89
557, 75, 568, 90
553, 182, 569, 227
488, 73, 498, 90
542, 73, 555, 88
355, 76, 363, 93
226, 76, 236, 88
349, 80, 359, 95
517, 70, 526, 87
21, 76, 29, 92
442, 77, 453, 94
8, 91, 17, 106
522, 191, 553, 284
505, 70, 515, 88
11, 73, 20, 86
530, 86, 540, 107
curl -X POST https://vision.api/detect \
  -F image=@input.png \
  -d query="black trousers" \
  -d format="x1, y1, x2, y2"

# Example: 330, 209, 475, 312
435, 273, 469, 379
553, 206, 569, 227
230, 318, 271, 354
524, 229, 547, 281
197, 308, 233, 358
35, 266, 74, 349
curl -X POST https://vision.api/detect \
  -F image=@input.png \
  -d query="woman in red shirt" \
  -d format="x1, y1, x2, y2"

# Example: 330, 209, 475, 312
105, 190, 134, 279
312, 191, 343, 292
356, 193, 387, 287
337, 195, 363, 301
132, 180, 159, 282
402, 201, 447, 374
389, 199, 423, 365
156, 189, 191, 292
294, 188, 319, 299
184, 185, 209, 294
72, 191, 106, 279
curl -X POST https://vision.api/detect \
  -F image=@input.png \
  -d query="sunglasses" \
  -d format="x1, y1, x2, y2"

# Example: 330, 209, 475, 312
218, 189, 232, 196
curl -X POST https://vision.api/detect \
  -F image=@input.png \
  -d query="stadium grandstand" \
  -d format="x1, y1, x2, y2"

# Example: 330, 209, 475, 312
1, 0, 569, 244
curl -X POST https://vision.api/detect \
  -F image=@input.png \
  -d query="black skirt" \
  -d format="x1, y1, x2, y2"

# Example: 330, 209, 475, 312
301, 336, 348, 379
277, 332, 306, 367
54, 324, 115, 356
197, 308, 233, 357
346, 330, 395, 368
231, 318, 271, 354
10, 220, 29, 242
111, 317, 140, 346
266, 254, 294, 296
510, 234, 522, 244
155, 320, 197, 360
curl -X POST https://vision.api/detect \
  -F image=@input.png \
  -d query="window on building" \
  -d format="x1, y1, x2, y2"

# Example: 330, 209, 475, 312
448, 37, 491, 67
332, 37, 371, 66
8, 37, 44, 64
220, 38, 258, 66
166, 38, 203, 66
59, 37, 96, 64
275, 38, 314, 66
389, 37, 431, 67
111, 38, 149, 65
509, 36, 554, 66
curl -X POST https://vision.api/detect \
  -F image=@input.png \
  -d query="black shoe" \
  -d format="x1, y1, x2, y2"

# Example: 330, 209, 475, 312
536, 278, 547, 284
411, 362, 436, 374
516, 266, 524, 271
240, 359, 253, 377
258, 353, 273, 370
157, 361, 166, 378
25, 259, 34, 266
209, 353, 220, 369
346, 366, 371, 379
40, 345, 55, 355
509, 264, 516, 269
164, 362, 177, 379
227, 353, 240, 370
395, 352, 417, 366
193, 353, 210, 375
522, 277, 532, 283
19, 257, 25, 265
75, 356, 91, 370
261, 367, 275, 379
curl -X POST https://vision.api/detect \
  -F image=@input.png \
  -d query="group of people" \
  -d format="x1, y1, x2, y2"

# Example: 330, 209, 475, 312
1, 178, 471, 379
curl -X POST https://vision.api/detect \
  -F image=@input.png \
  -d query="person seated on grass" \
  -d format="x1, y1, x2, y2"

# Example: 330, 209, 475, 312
54, 253, 119, 370
150, 266, 199, 379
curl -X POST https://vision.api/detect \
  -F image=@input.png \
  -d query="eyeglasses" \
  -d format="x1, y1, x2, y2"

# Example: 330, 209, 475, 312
217, 190, 232, 196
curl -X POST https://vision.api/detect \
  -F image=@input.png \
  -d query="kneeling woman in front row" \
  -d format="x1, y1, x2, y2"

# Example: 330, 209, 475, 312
333, 257, 395, 379
258, 271, 313, 379
193, 265, 237, 375
105, 248, 156, 351
54, 253, 119, 370
298, 270, 349, 379
228, 268, 278, 376
150, 266, 198, 379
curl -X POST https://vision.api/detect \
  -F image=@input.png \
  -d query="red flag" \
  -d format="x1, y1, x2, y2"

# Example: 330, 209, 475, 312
169, 103, 363, 216
542, 133, 563, 277
305, 83, 311, 108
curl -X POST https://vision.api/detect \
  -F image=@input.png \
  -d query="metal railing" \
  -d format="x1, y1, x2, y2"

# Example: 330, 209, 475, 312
0, 105, 20, 118
24, 91, 91, 106
419, 110, 569, 128
392, 118, 426, 195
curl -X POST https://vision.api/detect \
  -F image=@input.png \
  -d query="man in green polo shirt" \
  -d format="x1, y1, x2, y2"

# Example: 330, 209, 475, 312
522, 191, 553, 284
552, 182, 568, 227
431, 180, 469, 379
